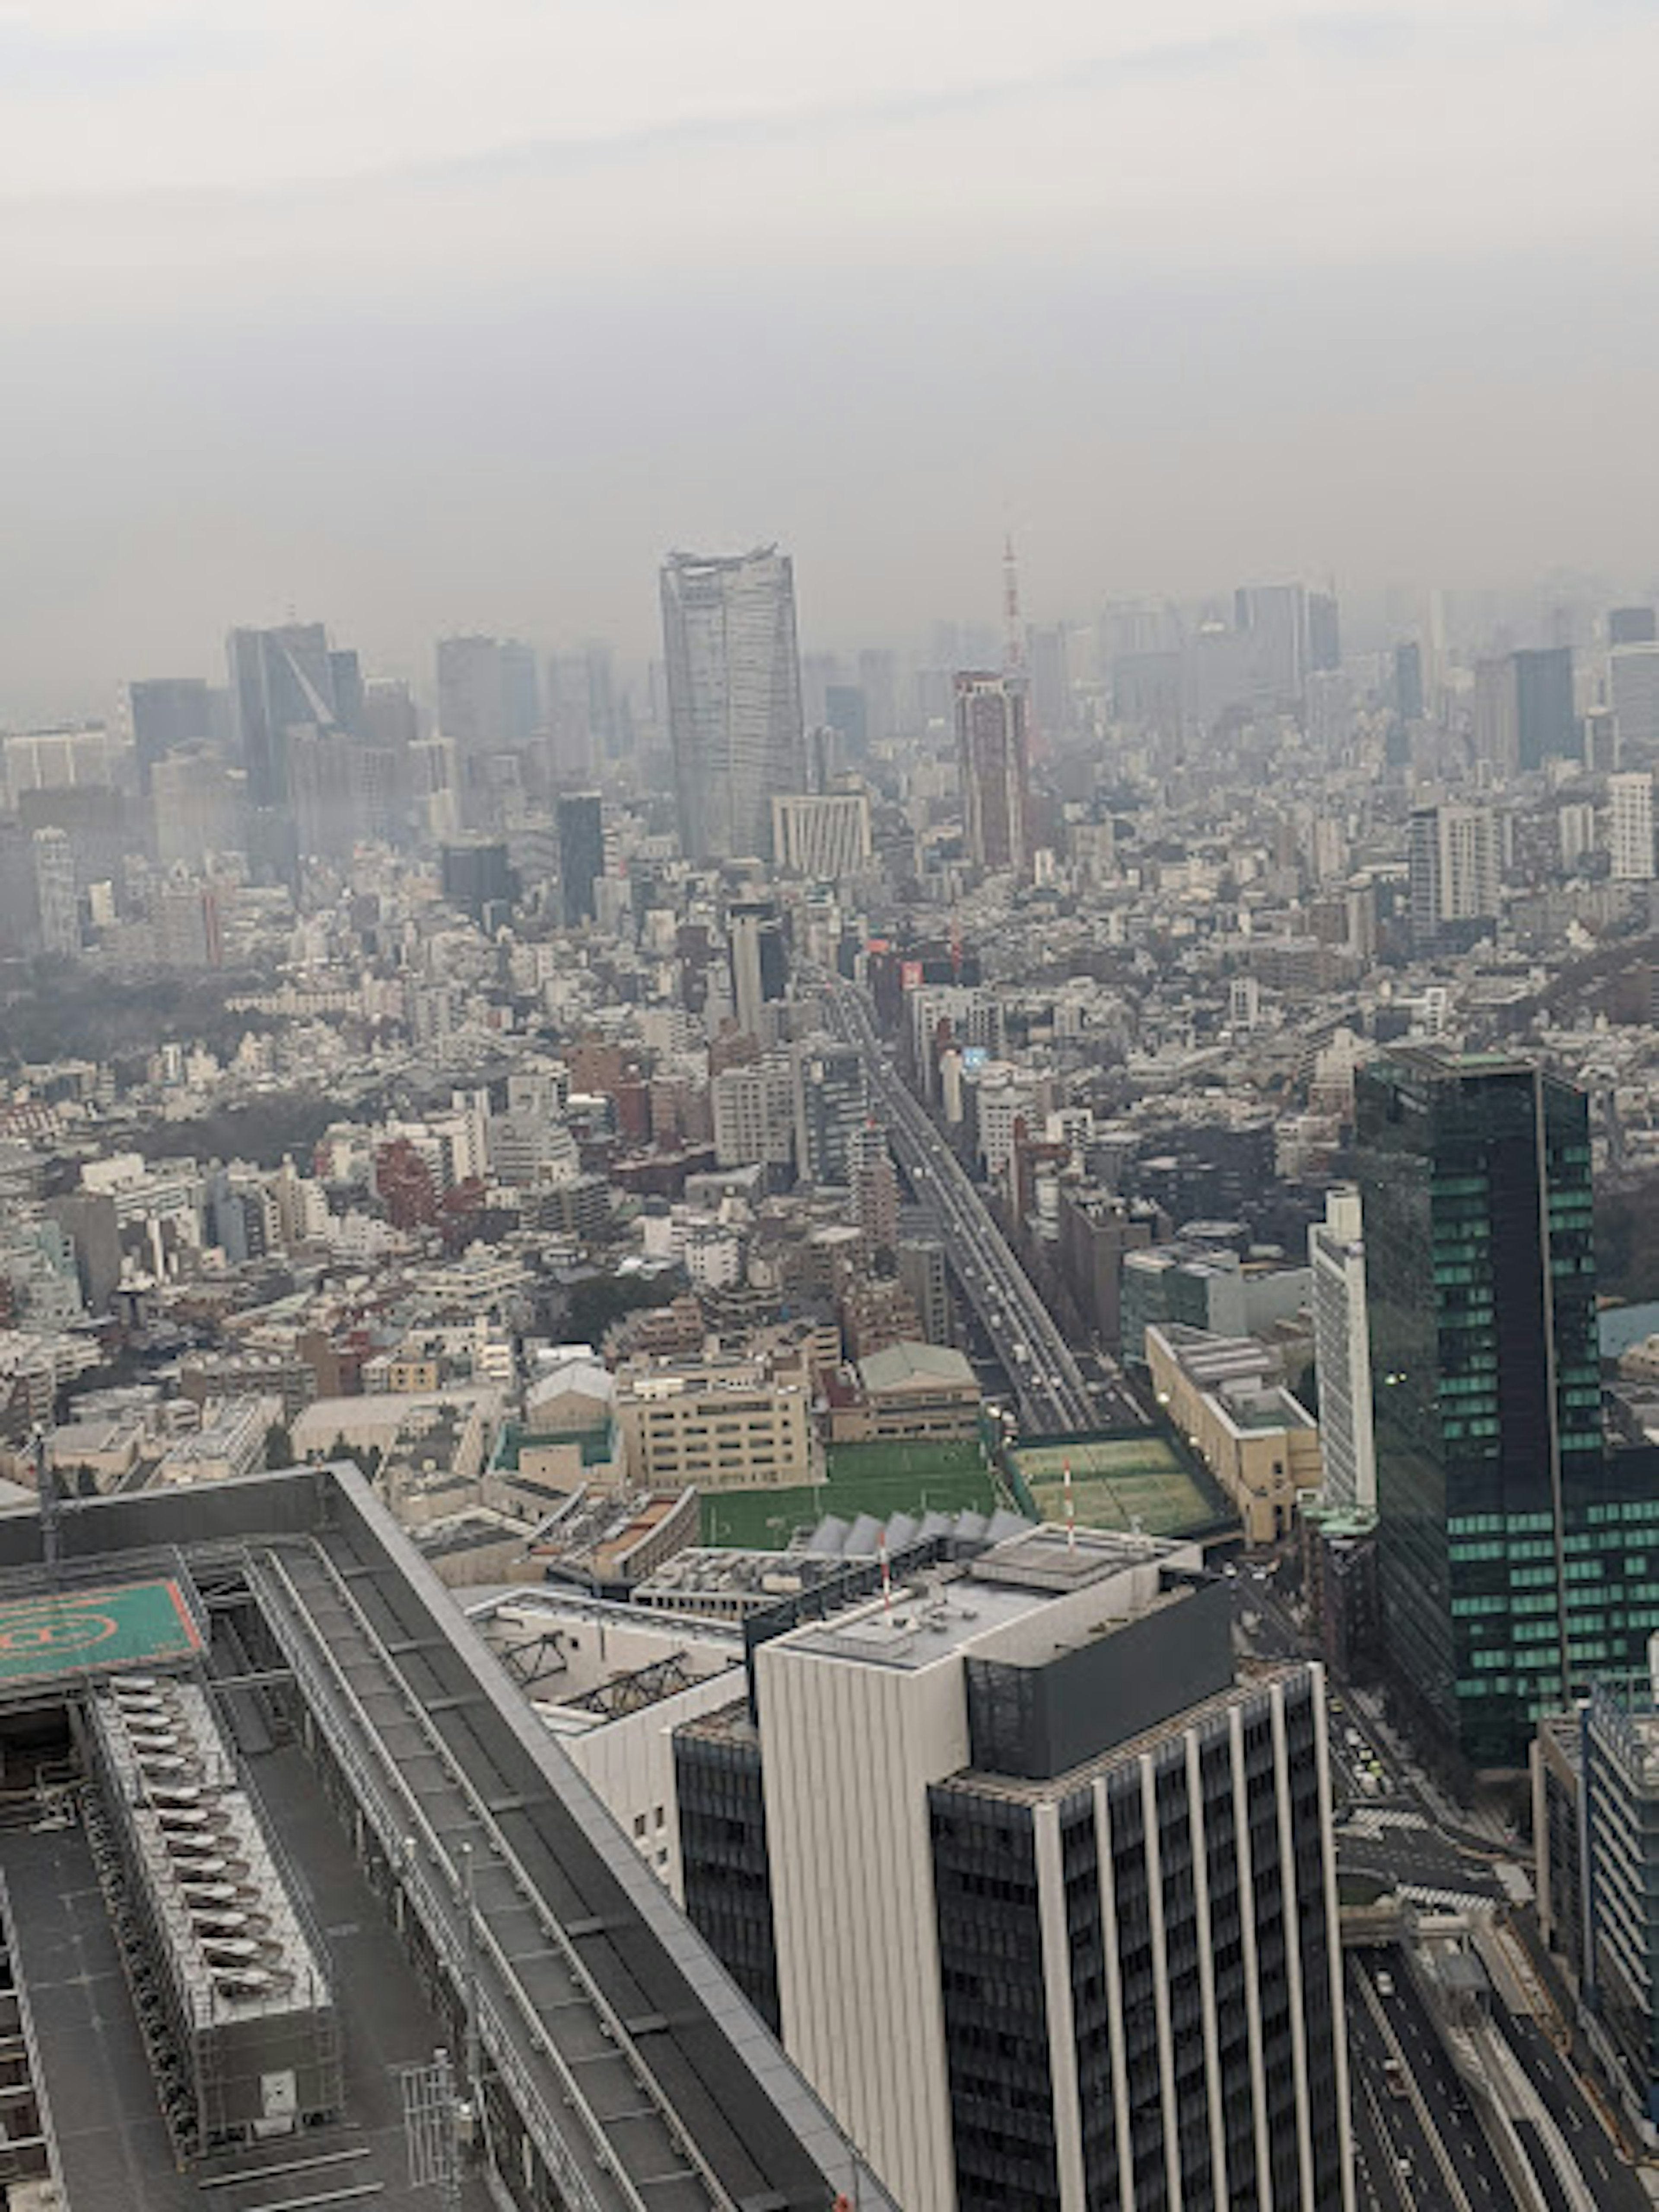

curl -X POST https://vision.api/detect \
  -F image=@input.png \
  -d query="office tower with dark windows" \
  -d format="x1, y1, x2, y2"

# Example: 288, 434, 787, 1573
1610, 605, 1658, 648
674, 1527, 1351, 2212
1475, 645, 1576, 775
1394, 639, 1425, 722
555, 791, 604, 925
1356, 1047, 1621, 1770
661, 546, 805, 861
439, 837, 515, 925
227, 623, 340, 809
955, 671, 1030, 873
128, 677, 213, 791
1308, 588, 1341, 673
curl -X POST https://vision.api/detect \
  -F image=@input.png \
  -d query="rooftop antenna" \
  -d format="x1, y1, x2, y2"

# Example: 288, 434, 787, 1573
33, 1427, 60, 1574
1063, 1457, 1076, 1554
878, 1529, 893, 1619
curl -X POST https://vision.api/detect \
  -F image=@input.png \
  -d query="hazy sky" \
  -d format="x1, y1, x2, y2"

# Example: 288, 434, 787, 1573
6, 0, 1659, 715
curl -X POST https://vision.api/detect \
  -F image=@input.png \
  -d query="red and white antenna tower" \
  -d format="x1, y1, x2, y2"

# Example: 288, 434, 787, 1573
1002, 531, 1025, 677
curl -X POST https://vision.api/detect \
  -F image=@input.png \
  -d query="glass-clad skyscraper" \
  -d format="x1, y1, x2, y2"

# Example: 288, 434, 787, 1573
1356, 1046, 1640, 1770
661, 547, 805, 861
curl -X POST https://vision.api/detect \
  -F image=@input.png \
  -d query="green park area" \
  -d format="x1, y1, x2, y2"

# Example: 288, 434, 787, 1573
1007, 1431, 1227, 1541
700, 1437, 1004, 1550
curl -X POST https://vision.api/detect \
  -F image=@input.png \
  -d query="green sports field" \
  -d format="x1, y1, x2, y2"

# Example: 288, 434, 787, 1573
0, 1579, 201, 1692
700, 1438, 1003, 1550
1008, 1432, 1226, 1540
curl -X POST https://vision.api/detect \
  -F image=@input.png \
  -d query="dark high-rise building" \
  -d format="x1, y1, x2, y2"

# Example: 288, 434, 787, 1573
1610, 606, 1658, 648
1357, 1047, 1631, 1770
1308, 589, 1342, 673
129, 677, 212, 791
661, 547, 805, 861
955, 672, 1030, 873
1516, 645, 1576, 771
555, 792, 604, 925
439, 838, 515, 924
823, 682, 867, 758
227, 623, 340, 809
1393, 639, 1425, 722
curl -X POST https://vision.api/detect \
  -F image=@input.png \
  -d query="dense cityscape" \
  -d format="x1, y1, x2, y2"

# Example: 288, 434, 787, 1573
3, 550, 1659, 2208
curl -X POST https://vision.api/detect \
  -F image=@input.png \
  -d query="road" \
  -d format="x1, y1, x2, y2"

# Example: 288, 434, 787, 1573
821, 979, 1100, 1434
1348, 1950, 1515, 2207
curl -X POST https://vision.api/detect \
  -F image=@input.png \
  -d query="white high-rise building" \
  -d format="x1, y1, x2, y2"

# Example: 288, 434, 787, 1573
1610, 770, 1656, 882
674, 1526, 1353, 2212
1408, 802, 1503, 946
661, 547, 805, 861
1309, 1185, 1376, 1514
31, 827, 78, 958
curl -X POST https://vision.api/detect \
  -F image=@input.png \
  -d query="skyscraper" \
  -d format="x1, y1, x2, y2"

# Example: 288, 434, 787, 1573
1610, 770, 1655, 882
728, 899, 787, 1039
1356, 1048, 1613, 1769
30, 827, 78, 957
555, 791, 605, 925
1474, 647, 1576, 775
661, 547, 804, 861
1309, 1186, 1376, 1514
1408, 802, 1503, 949
674, 1527, 1351, 2212
955, 672, 1031, 873
226, 623, 340, 809
128, 677, 213, 792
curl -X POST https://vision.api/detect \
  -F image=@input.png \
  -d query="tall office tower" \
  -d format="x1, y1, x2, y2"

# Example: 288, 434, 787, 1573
1026, 623, 1071, 738
1234, 580, 1309, 702
128, 677, 212, 791
150, 754, 242, 869
436, 635, 508, 757
858, 647, 899, 742
661, 547, 805, 861
1580, 1666, 1659, 2120
1394, 639, 1426, 722
1609, 605, 1658, 647
727, 899, 787, 1039
499, 639, 542, 744
555, 792, 605, 924
226, 623, 340, 808
439, 838, 515, 924
823, 682, 867, 760
955, 672, 1030, 873
1610, 771, 1656, 881
1309, 1186, 1376, 1513
30, 827, 78, 957
1356, 1048, 1616, 1770
790, 1034, 867, 1185
1408, 802, 1503, 949
1610, 643, 1659, 766
848, 1122, 899, 1252
1475, 647, 1575, 775
1308, 588, 1342, 674
674, 1528, 1351, 2212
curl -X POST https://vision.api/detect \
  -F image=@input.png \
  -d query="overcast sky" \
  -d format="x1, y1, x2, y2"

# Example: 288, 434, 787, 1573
5, 0, 1659, 716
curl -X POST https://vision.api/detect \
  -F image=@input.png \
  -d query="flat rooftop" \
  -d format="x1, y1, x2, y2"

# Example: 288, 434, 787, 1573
0, 1468, 889, 2212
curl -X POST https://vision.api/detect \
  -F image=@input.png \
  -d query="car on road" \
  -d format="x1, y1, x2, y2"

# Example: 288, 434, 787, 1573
1375, 1970, 1395, 1997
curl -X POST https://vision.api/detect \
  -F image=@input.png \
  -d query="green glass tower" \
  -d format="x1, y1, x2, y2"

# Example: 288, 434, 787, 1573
1356, 1046, 1630, 1771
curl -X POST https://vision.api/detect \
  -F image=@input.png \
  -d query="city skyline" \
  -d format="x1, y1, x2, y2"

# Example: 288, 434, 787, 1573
9, 9, 1659, 708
